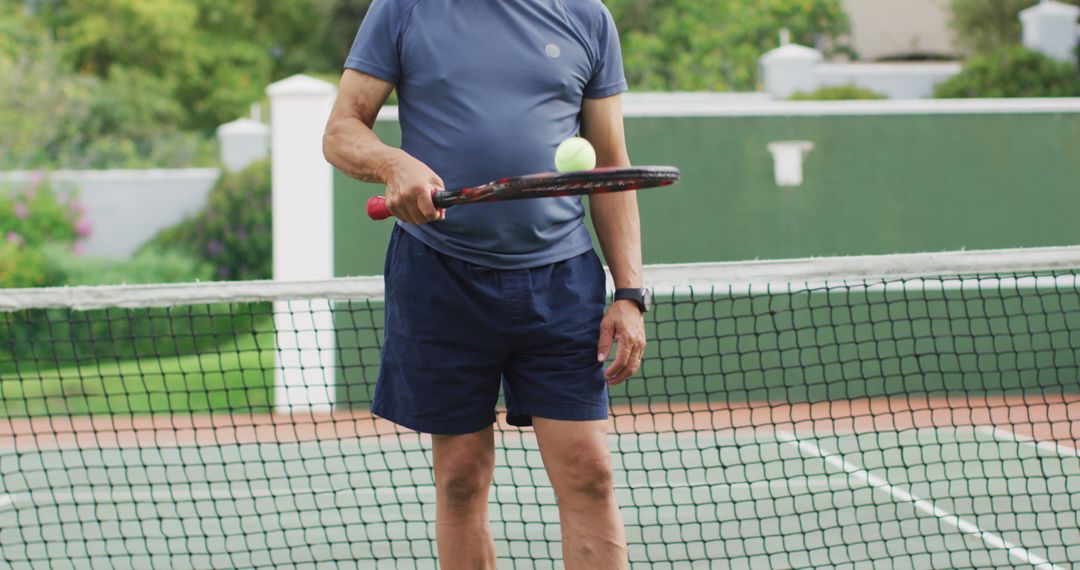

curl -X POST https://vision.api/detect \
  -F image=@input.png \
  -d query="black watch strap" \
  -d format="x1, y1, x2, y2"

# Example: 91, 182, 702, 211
613, 288, 650, 313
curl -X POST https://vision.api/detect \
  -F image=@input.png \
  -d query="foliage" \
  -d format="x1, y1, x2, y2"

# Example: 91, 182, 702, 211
934, 46, 1080, 98
39, 244, 212, 286
0, 243, 53, 288
605, 0, 850, 91
146, 161, 272, 281
0, 177, 79, 288
0, 325, 274, 417
281, 0, 374, 75
790, 84, 887, 100
77, 65, 209, 168
949, 0, 1080, 55
1, 175, 210, 288
0, 1, 44, 59
0, 178, 83, 250
4, 0, 853, 168
34, 0, 324, 130
0, 33, 92, 170
0, 29, 214, 170
294, 0, 851, 90
0, 301, 268, 400
5, 0, 852, 169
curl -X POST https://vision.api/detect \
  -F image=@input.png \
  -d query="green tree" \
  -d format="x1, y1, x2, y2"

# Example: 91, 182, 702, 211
0, 31, 96, 169
934, 45, 1080, 98
35, 0, 324, 130
284, 0, 374, 75
606, 0, 850, 91
0, 31, 212, 170
949, 0, 1080, 54
0, 0, 45, 59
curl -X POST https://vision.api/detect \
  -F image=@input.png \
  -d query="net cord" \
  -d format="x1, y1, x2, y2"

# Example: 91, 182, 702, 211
2, 244, 1079, 311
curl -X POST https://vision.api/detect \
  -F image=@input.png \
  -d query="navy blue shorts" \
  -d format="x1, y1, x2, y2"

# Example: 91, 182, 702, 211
372, 225, 609, 435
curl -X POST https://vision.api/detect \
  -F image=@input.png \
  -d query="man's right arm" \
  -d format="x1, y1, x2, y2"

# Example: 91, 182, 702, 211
323, 69, 443, 224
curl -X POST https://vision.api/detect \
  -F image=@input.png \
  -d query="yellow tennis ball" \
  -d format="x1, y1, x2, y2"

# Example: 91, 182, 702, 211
554, 137, 596, 173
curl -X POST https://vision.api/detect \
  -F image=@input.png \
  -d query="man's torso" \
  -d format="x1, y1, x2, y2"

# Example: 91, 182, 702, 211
350, 0, 623, 269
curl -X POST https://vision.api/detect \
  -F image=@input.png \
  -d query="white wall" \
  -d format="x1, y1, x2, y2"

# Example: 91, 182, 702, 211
842, 0, 958, 60
0, 168, 220, 258
817, 62, 962, 99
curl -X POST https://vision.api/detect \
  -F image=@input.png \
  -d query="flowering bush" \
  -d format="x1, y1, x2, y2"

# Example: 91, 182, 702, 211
0, 175, 88, 247
0, 175, 92, 288
145, 160, 271, 280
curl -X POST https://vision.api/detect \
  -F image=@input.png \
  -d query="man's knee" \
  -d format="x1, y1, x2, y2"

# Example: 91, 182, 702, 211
437, 457, 494, 506
558, 451, 615, 502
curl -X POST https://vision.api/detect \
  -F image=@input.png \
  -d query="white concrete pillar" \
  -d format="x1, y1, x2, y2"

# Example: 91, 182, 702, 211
760, 43, 824, 100
267, 74, 338, 413
217, 118, 270, 172
1020, 0, 1080, 63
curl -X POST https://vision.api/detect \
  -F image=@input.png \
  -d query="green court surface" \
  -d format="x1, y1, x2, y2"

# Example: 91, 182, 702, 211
1, 426, 1077, 569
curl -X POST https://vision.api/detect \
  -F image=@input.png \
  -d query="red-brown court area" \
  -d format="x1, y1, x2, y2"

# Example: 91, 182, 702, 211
2, 393, 1076, 451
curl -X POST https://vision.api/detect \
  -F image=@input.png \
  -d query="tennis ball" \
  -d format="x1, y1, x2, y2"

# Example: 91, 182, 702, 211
554, 137, 596, 173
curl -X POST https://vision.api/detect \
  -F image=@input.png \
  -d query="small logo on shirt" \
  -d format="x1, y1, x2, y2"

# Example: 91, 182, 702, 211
545, 43, 561, 58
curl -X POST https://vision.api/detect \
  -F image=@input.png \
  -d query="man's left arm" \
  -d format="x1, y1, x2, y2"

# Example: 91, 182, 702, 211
581, 94, 645, 385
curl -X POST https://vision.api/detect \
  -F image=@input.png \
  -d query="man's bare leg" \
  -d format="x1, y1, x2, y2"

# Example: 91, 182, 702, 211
432, 426, 497, 569
533, 418, 627, 569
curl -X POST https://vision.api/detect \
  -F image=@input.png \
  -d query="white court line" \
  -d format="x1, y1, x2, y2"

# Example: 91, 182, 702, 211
776, 430, 1064, 570
975, 426, 1080, 459
0, 449, 18, 512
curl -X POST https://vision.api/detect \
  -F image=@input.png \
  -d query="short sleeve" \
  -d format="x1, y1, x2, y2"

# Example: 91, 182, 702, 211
583, 6, 628, 99
344, 0, 402, 84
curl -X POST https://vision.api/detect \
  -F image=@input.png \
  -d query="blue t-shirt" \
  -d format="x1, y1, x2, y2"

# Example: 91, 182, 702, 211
345, 0, 627, 269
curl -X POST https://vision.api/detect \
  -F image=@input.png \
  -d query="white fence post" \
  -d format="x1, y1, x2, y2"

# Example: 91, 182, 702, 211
267, 74, 338, 414
217, 118, 270, 173
1020, 0, 1080, 63
760, 43, 823, 100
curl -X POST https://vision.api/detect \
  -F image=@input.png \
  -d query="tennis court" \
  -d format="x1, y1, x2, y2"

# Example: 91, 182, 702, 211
1, 403, 1077, 569
1, 247, 1078, 568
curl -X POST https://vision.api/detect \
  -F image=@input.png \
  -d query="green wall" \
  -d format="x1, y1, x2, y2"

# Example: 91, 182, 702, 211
333, 111, 1080, 276
629, 113, 1080, 263
331, 109, 1080, 407
616, 285, 1080, 407
336, 284, 1080, 408
333, 122, 401, 278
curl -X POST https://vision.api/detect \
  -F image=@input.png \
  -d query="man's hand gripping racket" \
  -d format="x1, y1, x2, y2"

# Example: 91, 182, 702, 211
367, 166, 681, 220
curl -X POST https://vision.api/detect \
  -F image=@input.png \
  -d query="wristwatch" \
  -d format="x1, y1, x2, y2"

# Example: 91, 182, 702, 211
613, 288, 650, 313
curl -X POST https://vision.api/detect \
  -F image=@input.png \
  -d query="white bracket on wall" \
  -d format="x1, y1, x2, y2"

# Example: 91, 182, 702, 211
767, 140, 815, 187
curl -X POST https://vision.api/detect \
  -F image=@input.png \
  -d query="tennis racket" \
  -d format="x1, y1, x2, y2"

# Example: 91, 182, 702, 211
366, 166, 680, 221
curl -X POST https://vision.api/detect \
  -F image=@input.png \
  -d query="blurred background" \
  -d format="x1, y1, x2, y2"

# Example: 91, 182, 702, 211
2, 0, 1079, 289
2, 3, 1080, 568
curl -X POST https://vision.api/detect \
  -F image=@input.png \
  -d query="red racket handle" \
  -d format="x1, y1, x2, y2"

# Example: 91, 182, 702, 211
366, 189, 445, 221
366, 196, 392, 220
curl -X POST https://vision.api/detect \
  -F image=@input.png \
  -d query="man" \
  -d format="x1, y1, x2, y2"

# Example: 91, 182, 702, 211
322, 1, 645, 567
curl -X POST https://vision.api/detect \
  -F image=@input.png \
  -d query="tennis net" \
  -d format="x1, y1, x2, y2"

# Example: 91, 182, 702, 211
1, 246, 1078, 569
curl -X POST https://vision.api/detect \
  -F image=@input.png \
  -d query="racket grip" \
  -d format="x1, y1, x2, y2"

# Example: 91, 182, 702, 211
367, 190, 447, 220
366, 196, 392, 220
